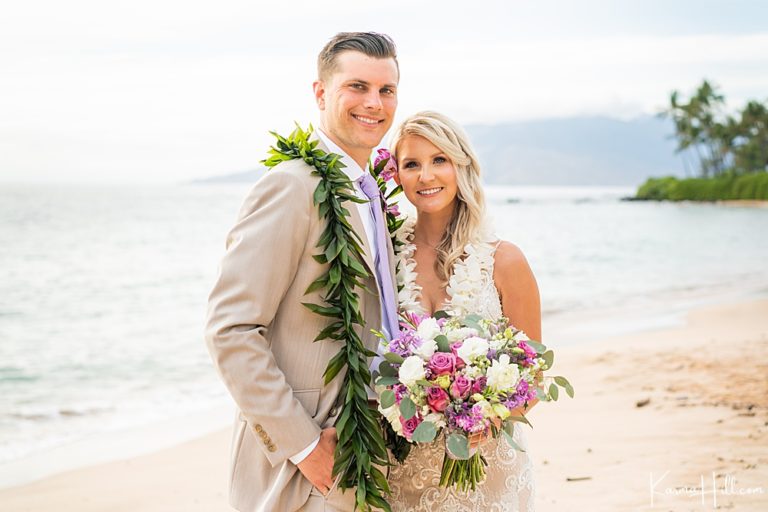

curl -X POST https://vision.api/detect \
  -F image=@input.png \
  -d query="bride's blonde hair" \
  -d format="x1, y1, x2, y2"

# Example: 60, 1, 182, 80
390, 111, 487, 285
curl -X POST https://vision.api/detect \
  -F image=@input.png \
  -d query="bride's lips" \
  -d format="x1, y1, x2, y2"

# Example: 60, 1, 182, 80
351, 114, 384, 126
417, 187, 444, 196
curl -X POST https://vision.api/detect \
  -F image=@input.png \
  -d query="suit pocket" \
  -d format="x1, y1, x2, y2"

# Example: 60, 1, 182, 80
293, 388, 321, 417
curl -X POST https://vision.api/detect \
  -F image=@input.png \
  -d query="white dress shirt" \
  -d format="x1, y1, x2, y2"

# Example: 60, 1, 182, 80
289, 128, 387, 465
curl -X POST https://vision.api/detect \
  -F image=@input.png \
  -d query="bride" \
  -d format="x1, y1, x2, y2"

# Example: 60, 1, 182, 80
385, 111, 541, 511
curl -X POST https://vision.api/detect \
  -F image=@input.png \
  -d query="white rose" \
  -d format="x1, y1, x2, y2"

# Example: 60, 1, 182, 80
399, 355, 426, 387
456, 336, 490, 363
486, 354, 521, 391
416, 317, 441, 341
446, 327, 478, 343
379, 403, 403, 434
463, 364, 482, 379
412, 338, 437, 360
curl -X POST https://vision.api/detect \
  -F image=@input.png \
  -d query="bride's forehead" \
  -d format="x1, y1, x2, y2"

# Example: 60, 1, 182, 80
398, 136, 442, 158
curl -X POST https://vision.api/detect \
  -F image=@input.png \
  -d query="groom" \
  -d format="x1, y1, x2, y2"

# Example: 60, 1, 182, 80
205, 32, 399, 511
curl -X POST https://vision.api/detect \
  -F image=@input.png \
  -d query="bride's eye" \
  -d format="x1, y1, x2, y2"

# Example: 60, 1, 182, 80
434, 156, 447, 164
403, 161, 418, 169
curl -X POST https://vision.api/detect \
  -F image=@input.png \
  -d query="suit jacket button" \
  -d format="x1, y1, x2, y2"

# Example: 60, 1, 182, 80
267, 444, 277, 452
329, 406, 338, 417
254, 424, 264, 433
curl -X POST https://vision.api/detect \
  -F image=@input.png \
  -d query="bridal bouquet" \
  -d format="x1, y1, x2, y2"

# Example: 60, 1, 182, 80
375, 312, 572, 492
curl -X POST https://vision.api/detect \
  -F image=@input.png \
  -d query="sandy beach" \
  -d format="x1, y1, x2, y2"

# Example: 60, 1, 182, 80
2, 297, 766, 511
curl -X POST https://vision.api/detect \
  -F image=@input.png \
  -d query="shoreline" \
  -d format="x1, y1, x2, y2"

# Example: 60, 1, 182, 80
1, 294, 767, 510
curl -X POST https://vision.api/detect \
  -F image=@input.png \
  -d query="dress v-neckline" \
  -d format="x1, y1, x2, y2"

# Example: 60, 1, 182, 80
410, 248, 451, 316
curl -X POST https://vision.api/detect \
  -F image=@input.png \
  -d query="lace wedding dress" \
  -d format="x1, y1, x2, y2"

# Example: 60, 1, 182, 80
387, 218, 536, 512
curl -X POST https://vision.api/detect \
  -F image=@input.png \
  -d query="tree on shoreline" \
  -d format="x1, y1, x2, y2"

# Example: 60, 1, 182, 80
662, 80, 767, 178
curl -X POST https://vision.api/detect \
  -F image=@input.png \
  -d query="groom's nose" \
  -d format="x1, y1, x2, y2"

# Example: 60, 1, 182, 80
362, 90, 383, 110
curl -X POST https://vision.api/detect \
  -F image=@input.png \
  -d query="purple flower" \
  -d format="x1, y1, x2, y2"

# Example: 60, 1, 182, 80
393, 384, 408, 404
450, 375, 472, 400
374, 148, 398, 181
400, 414, 423, 439
451, 405, 486, 434
428, 352, 456, 376
426, 386, 450, 413
386, 202, 400, 217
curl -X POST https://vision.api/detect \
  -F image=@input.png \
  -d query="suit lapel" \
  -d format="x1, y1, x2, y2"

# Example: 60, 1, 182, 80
312, 135, 379, 286
345, 200, 378, 280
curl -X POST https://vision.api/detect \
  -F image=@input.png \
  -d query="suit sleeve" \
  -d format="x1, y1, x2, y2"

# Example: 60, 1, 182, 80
205, 169, 322, 467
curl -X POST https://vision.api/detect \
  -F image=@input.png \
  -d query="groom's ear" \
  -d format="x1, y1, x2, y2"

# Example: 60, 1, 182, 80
313, 80, 326, 110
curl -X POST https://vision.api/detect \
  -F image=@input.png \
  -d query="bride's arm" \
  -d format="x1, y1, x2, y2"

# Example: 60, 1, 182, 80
494, 240, 542, 415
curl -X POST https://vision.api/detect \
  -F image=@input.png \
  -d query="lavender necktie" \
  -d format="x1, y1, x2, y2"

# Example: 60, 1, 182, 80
357, 173, 399, 357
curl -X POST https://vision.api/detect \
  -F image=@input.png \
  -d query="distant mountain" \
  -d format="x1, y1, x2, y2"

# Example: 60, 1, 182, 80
197, 116, 685, 186
465, 116, 684, 186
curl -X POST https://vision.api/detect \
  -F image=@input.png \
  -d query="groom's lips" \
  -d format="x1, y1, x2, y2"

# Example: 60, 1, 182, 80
351, 114, 384, 126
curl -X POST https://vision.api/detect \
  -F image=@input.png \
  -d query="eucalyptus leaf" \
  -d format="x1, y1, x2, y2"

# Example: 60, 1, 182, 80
383, 352, 404, 364
446, 433, 470, 460
549, 383, 559, 401
378, 360, 398, 377
380, 390, 396, 409
399, 396, 416, 420
565, 383, 575, 398
542, 350, 555, 369
433, 310, 450, 320
411, 421, 437, 443
502, 426, 526, 452
375, 376, 398, 386
435, 335, 450, 352
525, 339, 547, 354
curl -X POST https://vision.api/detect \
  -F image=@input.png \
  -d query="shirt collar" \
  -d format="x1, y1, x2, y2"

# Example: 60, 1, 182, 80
316, 128, 369, 181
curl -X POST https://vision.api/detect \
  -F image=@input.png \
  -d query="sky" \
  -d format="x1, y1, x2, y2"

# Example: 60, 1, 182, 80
1, 0, 767, 184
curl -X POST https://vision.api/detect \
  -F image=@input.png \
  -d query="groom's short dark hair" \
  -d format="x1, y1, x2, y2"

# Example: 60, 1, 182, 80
318, 32, 398, 81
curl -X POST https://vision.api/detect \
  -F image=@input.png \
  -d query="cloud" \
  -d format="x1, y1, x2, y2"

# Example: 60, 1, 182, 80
1, 1, 767, 183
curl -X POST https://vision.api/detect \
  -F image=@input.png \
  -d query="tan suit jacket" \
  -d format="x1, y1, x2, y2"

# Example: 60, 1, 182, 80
205, 140, 396, 512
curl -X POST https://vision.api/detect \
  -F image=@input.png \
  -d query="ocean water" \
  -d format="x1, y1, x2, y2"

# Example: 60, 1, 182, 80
1, 183, 767, 479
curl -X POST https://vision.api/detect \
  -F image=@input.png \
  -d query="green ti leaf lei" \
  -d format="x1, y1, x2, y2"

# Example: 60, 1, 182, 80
262, 124, 399, 512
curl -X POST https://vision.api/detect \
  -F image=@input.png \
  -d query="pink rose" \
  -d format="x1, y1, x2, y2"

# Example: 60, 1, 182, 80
450, 342, 467, 369
428, 352, 456, 376
450, 375, 472, 400
400, 414, 423, 439
426, 386, 450, 413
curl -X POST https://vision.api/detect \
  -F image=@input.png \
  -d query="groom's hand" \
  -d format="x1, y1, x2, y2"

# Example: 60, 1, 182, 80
297, 427, 337, 495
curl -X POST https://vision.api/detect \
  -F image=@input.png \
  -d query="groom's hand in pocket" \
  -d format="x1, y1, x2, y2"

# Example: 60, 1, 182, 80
297, 427, 337, 495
